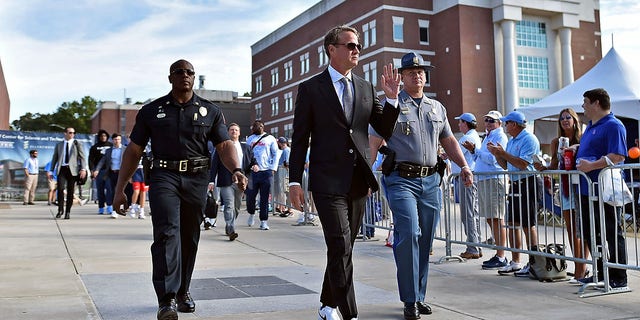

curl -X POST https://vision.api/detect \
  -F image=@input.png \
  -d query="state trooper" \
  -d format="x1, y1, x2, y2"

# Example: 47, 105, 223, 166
112, 59, 247, 320
369, 52, 472, 320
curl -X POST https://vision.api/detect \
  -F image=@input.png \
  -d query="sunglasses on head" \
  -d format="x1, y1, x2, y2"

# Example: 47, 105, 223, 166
171, 68, 195, 76
333, 42, 362, 51
484, 118, 498, 123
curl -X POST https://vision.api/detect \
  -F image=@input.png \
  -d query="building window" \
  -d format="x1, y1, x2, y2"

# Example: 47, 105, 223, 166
362, 61, 377, 86
519, 97, 541, 107
362, 20, 376, 49
300, 52, 310, 75
254, 75, 262, 93
517, 55, 549, 89
393, 58, 402, 69
318, 46, 327, 67
255, 103, 262, 120
516, 20, 547, 48
270, 127, 278, 137
283, 61, 293, 81
392, 16, 404, 43
284, 92, 293, 113
270, 97, 279, 116
419, 19, 430, 45
270, 67, 279, 87
283, 123, 293, 139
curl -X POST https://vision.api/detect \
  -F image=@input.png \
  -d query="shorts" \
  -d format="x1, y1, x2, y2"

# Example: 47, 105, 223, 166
132, 168, 144, 183
132, 181, 149, 192
48, 179, 57, 191
506, 176, 538, 228
478, 178, 506, 219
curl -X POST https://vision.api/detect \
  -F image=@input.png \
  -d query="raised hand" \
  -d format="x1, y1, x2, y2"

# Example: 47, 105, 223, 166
380, 63, 401, 99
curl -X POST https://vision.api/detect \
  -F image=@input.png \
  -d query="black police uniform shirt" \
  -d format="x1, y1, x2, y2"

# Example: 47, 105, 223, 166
129, 93, 229, 161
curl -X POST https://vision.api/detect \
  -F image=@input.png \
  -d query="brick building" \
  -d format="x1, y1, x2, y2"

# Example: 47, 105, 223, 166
251, 0, 601, 137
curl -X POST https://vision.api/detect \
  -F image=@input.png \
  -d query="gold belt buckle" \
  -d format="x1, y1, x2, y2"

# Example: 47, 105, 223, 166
179, 160, 188, 172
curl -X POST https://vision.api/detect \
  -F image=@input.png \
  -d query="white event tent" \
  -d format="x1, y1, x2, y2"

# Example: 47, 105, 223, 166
518, 47, 640, 121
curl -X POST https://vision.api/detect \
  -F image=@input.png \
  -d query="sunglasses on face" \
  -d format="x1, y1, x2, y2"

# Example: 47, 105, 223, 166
66, 131, 75, 134
171, 68, 195, 76
484, 118, 498, 123
333, 42, 362, 51
560, 115, 573, 121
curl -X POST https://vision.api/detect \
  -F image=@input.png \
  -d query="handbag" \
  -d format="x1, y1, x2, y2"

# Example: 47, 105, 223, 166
528, 244, 567, 282
204, 191, 218, 219
599, 156, 633, 207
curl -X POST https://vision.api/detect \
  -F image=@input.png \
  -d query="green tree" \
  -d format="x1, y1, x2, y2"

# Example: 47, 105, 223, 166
12, 96, 98, 133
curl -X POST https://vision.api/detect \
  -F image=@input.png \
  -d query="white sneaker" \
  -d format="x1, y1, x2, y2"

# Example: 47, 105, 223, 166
497, 261, 521, 275
514, 263, 531, 277
138, 208, 145, 219
318, 306, 340, 320
128, 208, 137, 218
110, 212, 118, 219
259, 220, 269, 230
247, 214, 255, 227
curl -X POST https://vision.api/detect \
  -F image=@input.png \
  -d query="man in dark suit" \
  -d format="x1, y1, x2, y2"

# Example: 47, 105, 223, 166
49, 127, 88, 219
209, 122, 252, 240
289, 25, 401, 320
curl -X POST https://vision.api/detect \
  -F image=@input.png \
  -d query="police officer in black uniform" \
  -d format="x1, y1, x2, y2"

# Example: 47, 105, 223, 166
112, 59, 247, 320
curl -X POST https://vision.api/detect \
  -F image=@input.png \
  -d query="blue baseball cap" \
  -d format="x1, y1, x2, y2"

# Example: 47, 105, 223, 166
500, 111, 527, 125
454, 113, 476, 123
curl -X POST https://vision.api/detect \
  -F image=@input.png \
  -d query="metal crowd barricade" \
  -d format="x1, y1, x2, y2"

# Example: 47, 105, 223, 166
437, 169, 621, 298
587, 163, 640, 297
270, 166, 319, 226
362, 171, 394, 241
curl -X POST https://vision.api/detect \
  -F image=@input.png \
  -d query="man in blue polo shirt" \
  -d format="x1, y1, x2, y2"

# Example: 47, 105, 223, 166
488, 111, 540, 277
575, 88, 628, 289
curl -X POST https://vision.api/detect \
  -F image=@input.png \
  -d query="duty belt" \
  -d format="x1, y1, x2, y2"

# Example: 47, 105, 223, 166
395, 162, 436, 178
152, 157, 209, 173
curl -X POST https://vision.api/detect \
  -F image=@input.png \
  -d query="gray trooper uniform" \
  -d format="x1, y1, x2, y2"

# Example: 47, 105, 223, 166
370, 90, 453, 303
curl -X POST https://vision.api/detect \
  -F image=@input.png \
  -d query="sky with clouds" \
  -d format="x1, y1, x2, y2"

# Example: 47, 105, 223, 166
0, 0, 638, 123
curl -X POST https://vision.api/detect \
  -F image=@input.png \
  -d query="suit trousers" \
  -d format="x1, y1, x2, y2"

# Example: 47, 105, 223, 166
57, 166, 76, 214
313, 190, 367, 319
148, 169, 208, 303
383, 171, 441, 303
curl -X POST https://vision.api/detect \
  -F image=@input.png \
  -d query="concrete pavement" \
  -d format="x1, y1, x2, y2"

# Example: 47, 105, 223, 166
1, 201, 639, 320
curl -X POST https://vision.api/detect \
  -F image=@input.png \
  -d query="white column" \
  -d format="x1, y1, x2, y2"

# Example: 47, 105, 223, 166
559, 27, 574, 87
501, 20, 518, 112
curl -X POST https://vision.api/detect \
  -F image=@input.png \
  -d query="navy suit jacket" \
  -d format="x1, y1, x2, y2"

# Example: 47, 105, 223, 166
209, 142, 252, 187
289, 69, 399, 195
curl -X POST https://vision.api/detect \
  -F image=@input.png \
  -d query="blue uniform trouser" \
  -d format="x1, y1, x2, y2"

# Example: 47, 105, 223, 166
245, 170, 273, 221
148, 169, 208, 303
383, 171, 441, 303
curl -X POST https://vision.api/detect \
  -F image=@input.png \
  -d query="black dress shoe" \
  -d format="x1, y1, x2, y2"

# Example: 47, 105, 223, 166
177, 292, 195, 313
228, 232, 238, 241
403, 302, 420, 320
64, 212, 70, 219
56, 212, 63, 218
157, 299, 177, 320
416, 301, 432, 315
